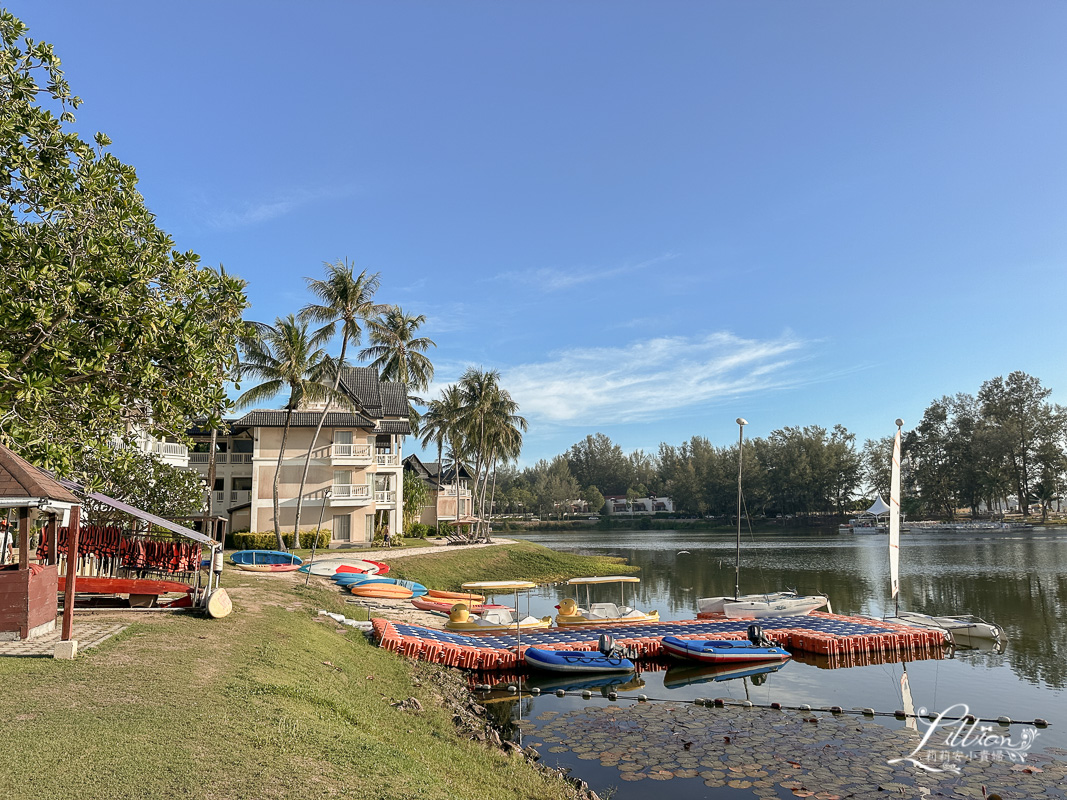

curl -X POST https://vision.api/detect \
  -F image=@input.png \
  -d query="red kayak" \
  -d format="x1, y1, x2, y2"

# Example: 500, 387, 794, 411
411, 596, 511, 615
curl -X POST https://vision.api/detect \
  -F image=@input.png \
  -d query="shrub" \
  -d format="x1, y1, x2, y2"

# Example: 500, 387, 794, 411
406, 522, 430, 539
232, 528, 330, 550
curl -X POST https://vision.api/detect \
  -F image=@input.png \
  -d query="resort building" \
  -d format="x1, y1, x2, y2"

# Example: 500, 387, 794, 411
184, 367, 410, 547
603, 495, 674, 515
402, 454, 474, 527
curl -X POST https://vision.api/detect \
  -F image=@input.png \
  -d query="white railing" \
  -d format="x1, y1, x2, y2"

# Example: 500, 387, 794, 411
190, 453, 209, 464
332, 483, 371, 501
230, 490, 252, 503
376, 453, 400, 467
213, 491, 225, 503
441, 487, 471, 496
230, 453, 252, 464
375, 490, 397, 504
332, 443, 372, 461
153, 442, 189, 458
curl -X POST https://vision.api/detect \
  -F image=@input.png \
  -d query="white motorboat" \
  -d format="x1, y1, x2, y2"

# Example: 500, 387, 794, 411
695, 419, 830, 619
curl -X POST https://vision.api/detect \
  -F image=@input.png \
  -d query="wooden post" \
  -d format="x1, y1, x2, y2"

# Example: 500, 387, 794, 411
61, 505, 81, 641
46, 513, 57, 566
18, 506, 29, 570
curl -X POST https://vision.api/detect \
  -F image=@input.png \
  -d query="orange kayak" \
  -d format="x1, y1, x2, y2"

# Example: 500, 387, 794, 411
349, 583, 413, 599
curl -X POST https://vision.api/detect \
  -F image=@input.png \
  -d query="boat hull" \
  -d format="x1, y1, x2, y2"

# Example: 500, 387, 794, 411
349, 583, 413, 599
554, 611, 659, 627
885, 612, 1002, 641
661, 635, 791, 664
230, 550, 302, 572
524, 648, 635, 674
444, 616, 552, 633
57, 576, 192, 595
722, 596, 827, 618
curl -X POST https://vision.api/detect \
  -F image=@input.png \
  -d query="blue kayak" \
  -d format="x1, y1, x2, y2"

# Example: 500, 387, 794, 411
524, 647, 635, 674
661, 635, 791, 664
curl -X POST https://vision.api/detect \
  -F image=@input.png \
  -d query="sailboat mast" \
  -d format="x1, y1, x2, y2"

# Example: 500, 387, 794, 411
735, 417, 747, 599
890, 419, 903, 618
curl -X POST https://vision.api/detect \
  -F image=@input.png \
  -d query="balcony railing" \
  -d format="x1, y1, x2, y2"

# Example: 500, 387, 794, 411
332, 483, 372, 502
230, 490, 252, 503
213, 490, 225, 503
230, 453, 252, 464
440, 486, 471, 496
375, 490, 397, 504
376, 453, 400, 467
153, 442, 188, 459
331, 443, 372, 462
190, 452, 209, 464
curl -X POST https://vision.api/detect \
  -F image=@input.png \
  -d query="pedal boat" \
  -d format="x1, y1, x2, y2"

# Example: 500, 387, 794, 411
444, 580, 551, 633
554, 576, 659, 626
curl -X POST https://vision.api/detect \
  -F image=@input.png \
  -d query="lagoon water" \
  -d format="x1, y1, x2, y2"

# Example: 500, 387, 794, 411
487, 528, 1067, 798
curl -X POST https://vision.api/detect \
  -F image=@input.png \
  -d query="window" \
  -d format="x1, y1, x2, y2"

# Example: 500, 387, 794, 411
333, 514, 351, 542
335, 430, 352, 445
213, 478, 225, 491
233, 439, 253, 454
233, 477, 252, 491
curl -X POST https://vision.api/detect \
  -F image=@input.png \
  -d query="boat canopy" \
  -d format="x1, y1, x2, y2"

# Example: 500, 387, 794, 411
865, 494, 891, 516
462, 580, 538, 591
566, 576, 640, 585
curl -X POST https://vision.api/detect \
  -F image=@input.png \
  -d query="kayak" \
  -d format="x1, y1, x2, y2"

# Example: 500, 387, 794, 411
426, 588, 486, 603
231, 550, 303, 572
349, 583, 413, 599
411, 596, 509, 615
57, 576, 192, 595
345, 577, 427, 598
661, 635, 791, 664
524, 648, 635, 674
300, 558, 382, 576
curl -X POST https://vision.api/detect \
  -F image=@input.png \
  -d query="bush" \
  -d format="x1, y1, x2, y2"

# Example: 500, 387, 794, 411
232, 528, 330, 550
406, 522, 430, 539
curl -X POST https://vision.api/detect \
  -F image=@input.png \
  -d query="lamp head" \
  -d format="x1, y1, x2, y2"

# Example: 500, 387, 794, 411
895, 419, 904, 428
736, 418, 748, 426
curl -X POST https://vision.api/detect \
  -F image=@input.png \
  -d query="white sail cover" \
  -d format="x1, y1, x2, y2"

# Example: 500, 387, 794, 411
889, 426, 902, 598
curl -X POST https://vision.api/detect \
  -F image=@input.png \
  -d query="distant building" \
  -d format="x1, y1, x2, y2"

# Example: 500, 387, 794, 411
603, 495, 674, 515
402, 454, 474, 526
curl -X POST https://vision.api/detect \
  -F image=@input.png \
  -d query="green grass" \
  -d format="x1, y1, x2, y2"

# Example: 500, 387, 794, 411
385, 541, 638, 591
0, 563, 591, 800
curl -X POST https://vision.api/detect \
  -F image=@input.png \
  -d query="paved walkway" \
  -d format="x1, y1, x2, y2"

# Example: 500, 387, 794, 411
373, 538, 516, 560
0, 622, 127, 657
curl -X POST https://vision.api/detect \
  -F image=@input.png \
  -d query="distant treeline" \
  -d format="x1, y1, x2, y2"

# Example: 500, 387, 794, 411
491, 371, 1064, 521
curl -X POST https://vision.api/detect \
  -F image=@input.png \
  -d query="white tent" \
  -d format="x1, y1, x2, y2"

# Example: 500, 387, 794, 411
865, 494, 891, 517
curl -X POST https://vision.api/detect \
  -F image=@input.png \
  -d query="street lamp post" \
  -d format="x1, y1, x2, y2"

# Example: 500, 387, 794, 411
735, 417, 748, 600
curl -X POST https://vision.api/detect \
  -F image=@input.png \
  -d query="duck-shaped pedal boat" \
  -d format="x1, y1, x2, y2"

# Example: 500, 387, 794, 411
443, 602, 552, 632
554, 576, 659, 627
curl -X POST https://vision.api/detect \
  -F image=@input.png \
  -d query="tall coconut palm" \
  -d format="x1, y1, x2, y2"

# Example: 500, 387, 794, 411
359, 307, 436, 433
292, 262, 387, 540
236, 315, 342, 550
420, 385, 464, 536
481, 395, 527, 541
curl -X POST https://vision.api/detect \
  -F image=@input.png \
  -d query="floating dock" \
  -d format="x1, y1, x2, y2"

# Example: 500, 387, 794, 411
373, 612, 948, 671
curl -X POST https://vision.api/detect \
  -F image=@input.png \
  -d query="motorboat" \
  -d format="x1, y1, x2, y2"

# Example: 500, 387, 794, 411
524, 647, 635, 674
554, 576, 659, 626
662, 626, 791, 664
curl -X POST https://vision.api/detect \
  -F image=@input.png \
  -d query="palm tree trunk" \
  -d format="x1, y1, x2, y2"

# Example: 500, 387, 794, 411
486, 459, 499, 543
477, 447, 495, 540
294, 342, 348, 545
435, 441, 443, 537
274, 410, 294, 550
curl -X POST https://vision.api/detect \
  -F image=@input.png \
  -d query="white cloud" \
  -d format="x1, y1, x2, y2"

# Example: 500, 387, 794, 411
202, 184, 358, 231
493, 252, 680, 292
499, 332, 810, 425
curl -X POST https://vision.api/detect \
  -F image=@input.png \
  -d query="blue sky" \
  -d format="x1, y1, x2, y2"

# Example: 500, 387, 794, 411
11, 2, 1067, 465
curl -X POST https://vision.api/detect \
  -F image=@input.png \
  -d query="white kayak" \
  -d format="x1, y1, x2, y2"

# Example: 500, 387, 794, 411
722, 595, 828, 619
301, 558, 382, 577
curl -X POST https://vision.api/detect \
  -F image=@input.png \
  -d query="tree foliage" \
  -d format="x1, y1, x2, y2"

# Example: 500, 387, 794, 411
0, 12, 248, 475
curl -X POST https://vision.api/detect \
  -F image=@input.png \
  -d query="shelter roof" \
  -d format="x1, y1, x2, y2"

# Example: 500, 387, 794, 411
865, 494, 892, 516
0, 444, 80, 504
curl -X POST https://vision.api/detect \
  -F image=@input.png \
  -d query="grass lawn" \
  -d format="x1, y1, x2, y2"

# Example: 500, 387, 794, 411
0, 543, 619, 799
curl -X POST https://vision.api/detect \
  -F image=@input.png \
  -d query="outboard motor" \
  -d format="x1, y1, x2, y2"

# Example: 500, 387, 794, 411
747, 624, 773, 648
597, 633, 617, 656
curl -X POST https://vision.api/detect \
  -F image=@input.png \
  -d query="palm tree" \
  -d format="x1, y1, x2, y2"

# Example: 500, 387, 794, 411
481, 396, 527, 541
236, 315, 342, 550
359, 307, 436, 433
292, 262, 387, 540
420, 386, 464, 537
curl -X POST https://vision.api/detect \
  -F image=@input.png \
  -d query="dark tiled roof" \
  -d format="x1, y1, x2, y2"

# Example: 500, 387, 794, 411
339, 367, 383, 417
187, 418, 250, 437
0, 444, 80, 503
402, 453, 430, 477
376, 420, 411, 435
379, 383, 409, 418
234, 410, 376, 428
423, 461, 472, 481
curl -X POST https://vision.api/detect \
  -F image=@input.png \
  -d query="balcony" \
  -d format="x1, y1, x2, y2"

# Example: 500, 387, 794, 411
190, 452, 209, 464
152, 442, 188, 460
213, 490, 225, 503
230, 453, 253, 464
331, 483, 372, 505
375, 490, 397, 505
440, 486, 471, 497
331, 443, 372, 465
230, 490, 252, 504
376, 453, 400, 467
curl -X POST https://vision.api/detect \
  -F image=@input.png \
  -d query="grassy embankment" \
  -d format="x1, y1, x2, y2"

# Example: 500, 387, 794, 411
0, 542, 632, 800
